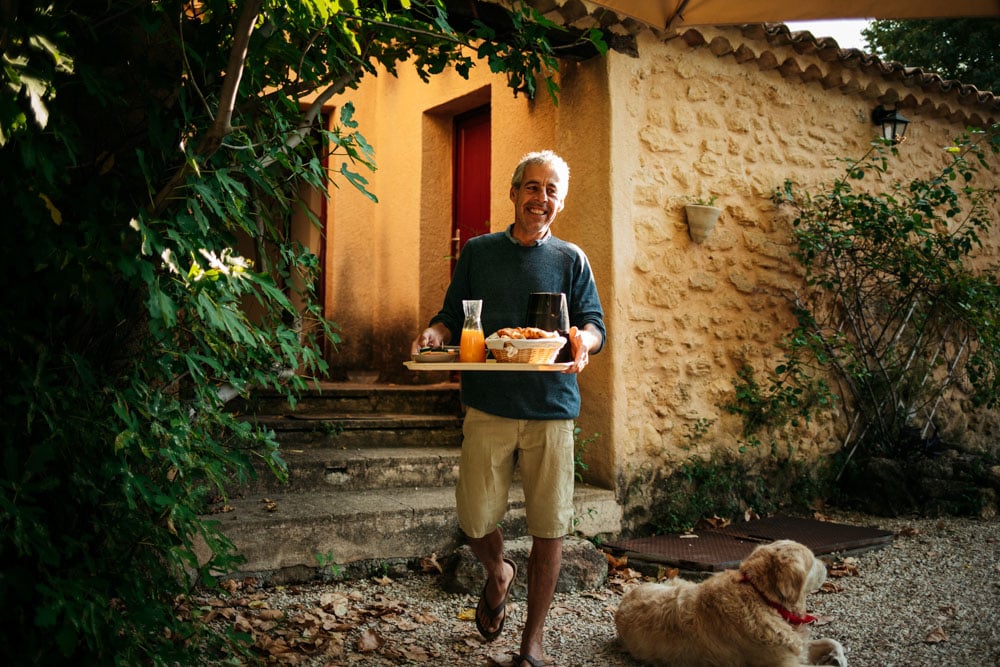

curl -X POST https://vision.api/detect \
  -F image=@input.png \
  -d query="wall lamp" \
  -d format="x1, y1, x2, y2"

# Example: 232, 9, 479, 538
871, 105, 910, 145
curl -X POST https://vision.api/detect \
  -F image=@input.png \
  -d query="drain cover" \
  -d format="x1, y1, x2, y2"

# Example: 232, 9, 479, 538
604, 516, 894, 572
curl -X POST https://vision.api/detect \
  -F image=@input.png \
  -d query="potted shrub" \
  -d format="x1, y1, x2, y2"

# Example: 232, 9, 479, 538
684, 196, 722, 243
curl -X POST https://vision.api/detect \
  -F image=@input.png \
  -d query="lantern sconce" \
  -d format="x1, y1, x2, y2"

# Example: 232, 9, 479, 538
871, 105, 910, 145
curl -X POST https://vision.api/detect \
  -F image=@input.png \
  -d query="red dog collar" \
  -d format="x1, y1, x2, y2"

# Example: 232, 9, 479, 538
739, 574, 817, 626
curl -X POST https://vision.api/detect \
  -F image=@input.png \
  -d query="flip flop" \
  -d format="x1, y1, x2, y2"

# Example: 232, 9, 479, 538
511, 654, 547, 667
475, 557, 517, 642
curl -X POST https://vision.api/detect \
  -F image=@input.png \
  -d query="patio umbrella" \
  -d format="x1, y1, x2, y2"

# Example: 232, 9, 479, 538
586, 0, 1000, 29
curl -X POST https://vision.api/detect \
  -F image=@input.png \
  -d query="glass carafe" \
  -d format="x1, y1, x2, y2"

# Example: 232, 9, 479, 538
459, 299, 487, 363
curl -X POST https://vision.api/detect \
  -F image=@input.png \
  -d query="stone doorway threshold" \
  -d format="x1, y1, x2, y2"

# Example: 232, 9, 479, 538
602, 515, 894, 572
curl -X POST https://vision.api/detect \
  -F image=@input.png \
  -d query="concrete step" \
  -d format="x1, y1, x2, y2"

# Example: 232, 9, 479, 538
247, 413, 464, 449
204, 483, 622, 583
238, 446, 461, 493
207, 381, 624, 584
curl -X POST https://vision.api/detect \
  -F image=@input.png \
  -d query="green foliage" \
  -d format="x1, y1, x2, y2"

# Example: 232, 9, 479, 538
863, 19, 1000, 93
642, 448, 833, 534
573, 424, 599, 482
688, 195, 718, 207
725, 362, 835, 437
774, 128, 1000, 472
0, 1, 602, 664
685, 417, 713, 445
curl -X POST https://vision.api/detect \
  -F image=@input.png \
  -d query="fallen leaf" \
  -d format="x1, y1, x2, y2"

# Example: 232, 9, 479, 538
373, 575, 393, 586
700, 515, 731, 529
400, 645, 433, 661
254, 619, 278, 632
457, 607, 476, 622
389, 617, 421, 631
614, 567, 644, 583
261, 635, 292, 656
828, 557, 859, 578
411, 611, 439, 624
657, 566, 680, 581
582, 591, 610, 601
819, 581, 843, 593
260, 498, 278, 512
938, 605, 956, 616
319, 592, 350, 616
357, 628, 384, 652
420, 553, 443, 573
924, 626, 949, 643
234, 613, 253, 634
605, 551, 628, 569
322, 633, 346, 657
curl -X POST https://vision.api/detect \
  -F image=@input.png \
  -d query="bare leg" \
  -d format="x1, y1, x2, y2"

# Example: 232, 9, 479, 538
517, 536, 563, 664
467, 528, 515, 637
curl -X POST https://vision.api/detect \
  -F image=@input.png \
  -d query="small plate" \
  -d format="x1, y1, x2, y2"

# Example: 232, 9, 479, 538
412, 347, 460, 363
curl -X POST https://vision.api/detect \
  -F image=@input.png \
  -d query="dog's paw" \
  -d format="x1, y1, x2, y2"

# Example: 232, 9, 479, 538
806, 638, 847, 667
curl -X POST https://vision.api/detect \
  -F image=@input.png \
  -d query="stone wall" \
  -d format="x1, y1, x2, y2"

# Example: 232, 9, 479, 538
604, 28, 1000, 523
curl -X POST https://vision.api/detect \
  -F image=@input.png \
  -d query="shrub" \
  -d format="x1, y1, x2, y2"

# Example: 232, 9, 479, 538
772, 129, 1000, 476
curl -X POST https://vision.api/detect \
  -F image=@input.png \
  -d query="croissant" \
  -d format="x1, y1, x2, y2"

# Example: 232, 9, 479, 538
492, 326, 558, 340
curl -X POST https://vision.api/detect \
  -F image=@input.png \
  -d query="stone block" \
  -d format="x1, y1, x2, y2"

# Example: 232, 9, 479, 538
441, 536, 609, 598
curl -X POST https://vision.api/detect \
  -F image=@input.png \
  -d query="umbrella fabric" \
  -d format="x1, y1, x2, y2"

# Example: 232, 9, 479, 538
585, 0, 1000, 29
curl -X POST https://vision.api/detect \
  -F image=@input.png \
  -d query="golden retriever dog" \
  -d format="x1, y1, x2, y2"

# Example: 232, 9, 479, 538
614, 539, 847, 667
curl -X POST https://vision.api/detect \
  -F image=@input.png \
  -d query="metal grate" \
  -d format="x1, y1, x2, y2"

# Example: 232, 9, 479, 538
604, 516, 894, 572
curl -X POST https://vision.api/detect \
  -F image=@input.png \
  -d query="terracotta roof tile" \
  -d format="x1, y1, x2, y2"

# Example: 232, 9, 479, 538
526, 1, 999, 125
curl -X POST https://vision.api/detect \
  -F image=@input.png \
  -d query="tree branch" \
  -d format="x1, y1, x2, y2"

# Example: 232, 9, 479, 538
151, 0, 262, 217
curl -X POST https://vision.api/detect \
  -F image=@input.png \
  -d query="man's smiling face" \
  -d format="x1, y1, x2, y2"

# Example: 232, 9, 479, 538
509, 163, 566, 244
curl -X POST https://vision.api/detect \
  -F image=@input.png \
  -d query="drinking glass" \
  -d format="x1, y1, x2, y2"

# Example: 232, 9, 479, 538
525, 292, 572, 362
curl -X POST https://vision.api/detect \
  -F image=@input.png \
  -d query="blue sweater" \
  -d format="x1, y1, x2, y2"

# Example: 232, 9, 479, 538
430, 227, 606, 420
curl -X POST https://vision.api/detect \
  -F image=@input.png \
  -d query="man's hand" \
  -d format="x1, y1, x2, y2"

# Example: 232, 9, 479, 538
411, 322, 451, 355
563, 324, 601, 374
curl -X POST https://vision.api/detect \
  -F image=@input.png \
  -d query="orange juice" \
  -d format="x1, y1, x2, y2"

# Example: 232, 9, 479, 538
459, 327, 486, 362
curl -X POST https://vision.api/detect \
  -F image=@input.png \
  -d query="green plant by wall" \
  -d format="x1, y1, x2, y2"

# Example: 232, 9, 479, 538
725, 363, 835, 437
573, 424, 600, 482
688, 194, 718, 207
773, 128, 1000, 476
635, 448, 835, 535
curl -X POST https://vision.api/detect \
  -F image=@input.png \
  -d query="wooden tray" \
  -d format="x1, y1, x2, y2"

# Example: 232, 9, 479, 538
404, 361, 571, 372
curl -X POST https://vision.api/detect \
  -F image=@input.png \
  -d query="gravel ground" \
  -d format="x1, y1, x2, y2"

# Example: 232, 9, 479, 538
194, 512, 1000, 666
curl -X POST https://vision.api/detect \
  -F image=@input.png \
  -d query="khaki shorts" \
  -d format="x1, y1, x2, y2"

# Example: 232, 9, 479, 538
455, 407, 576, 539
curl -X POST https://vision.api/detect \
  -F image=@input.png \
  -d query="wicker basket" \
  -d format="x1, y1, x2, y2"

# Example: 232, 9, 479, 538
485, 335, 566, 364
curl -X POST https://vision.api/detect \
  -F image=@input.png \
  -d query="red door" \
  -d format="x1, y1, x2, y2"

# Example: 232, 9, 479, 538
452, 107, 491, 271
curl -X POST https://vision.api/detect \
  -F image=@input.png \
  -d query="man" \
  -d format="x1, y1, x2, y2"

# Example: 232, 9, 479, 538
412, 150, 605, 667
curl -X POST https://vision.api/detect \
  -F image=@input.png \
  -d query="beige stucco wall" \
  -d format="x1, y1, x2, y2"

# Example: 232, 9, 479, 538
319, 24, 999, 516
323, 55, 618, 471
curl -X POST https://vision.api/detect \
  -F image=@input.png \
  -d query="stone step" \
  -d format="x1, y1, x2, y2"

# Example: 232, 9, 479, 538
238, 446, 461, 493
203, 483, 622, 584
247, 413, 464, 449
234, 382, 462, 417
209, 382, 624, 585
